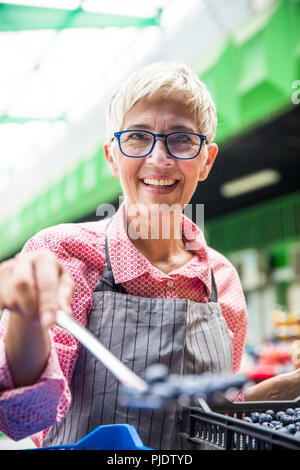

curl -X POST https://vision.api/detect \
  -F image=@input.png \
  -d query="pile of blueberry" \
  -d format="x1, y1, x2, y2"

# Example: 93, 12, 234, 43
120, 364, 249, 410
242, 408, 300, 437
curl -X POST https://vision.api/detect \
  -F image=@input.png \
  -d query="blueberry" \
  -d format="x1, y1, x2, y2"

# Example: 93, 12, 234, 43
275, 424, 283, 430
295, 423, 300, 431
293, 413, 300, 422
149, 382, 178, 399
286, 424, 297, 434
243, 417, 253, 423
261, 422, 275, 429
285, 408, 295, 416
251, 412, 260, 423
276, 411, 285, 420
145, 364, 169, 383
259, 413, 272, 424
271, 420, 280, 426
278, 427, 290, 434
265, 409, 275, 418
280, 414, 294, 426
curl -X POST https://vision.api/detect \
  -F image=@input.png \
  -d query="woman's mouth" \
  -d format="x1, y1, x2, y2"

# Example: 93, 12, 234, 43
140, 178, 179, 194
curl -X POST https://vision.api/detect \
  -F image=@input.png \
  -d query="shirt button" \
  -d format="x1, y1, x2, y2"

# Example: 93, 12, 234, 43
167, 280, 174, 288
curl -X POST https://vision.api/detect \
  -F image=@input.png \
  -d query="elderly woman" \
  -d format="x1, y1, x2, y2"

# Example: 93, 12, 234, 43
0, 63, 299, 450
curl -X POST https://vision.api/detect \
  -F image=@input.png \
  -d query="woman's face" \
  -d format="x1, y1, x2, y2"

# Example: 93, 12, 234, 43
104, 95, 218, 212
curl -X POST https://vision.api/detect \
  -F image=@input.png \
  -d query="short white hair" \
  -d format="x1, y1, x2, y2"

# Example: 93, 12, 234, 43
106, 62, 217, 145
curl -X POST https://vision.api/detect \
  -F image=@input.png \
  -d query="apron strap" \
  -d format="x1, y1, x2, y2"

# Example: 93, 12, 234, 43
94, 217, 127, 293
209, 270, 218, 303
104, 226, 113, 273
94, 230, 127, 293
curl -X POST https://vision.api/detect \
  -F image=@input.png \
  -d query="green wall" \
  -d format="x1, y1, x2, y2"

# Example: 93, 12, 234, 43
205, 191, 300, 256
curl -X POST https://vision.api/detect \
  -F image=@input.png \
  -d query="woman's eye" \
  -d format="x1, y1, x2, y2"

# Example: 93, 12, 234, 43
129, 132, 146, 140
175, 134, 190, 143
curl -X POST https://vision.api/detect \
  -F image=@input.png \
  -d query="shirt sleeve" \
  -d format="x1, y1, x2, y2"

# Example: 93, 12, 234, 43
0, 310, 70, 442
0, 227, 98, 446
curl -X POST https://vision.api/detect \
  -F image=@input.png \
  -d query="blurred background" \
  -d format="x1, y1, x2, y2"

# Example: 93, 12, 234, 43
0, 0, 299, 448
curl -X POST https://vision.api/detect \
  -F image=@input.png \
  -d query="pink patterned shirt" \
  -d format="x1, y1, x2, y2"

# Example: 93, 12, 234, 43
0, 203, 247, 447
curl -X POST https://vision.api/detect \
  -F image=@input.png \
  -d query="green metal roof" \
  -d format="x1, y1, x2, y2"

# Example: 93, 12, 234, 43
0, 3, 161, 31
0, 113, 65, 124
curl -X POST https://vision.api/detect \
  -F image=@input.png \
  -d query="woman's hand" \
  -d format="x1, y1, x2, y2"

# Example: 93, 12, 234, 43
0, 250, 75, 327
244, 368, 300, 402
0, 250, 75, 387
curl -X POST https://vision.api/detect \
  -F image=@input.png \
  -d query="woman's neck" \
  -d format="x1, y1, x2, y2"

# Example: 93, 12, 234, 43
131, 234, 187, 264
124, 202, 189, 264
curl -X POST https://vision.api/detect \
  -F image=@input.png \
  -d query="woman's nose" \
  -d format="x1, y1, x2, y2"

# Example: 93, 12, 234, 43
146, 138, 174, 164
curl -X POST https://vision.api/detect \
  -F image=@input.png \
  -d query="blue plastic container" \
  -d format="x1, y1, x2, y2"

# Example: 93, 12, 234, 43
36, 424, 152, 450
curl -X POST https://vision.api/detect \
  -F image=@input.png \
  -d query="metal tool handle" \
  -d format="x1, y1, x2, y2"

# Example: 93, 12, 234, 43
56, 310, 148, 392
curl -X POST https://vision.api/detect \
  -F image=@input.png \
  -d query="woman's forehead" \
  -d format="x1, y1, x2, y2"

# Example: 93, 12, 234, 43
122, 95, 198, 130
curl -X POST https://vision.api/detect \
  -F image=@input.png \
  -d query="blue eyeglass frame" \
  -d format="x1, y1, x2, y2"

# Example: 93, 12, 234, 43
113, 130, 207, 160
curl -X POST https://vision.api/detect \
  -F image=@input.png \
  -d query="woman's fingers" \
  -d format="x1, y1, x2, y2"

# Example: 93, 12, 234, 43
34, 251, 64, 327
11, 255, 38, 320
0, 250, 75, 329
57, 271, 76, 316
0, 259, 16, 311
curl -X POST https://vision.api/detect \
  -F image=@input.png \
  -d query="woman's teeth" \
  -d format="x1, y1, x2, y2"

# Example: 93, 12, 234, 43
142, 178, 177, 187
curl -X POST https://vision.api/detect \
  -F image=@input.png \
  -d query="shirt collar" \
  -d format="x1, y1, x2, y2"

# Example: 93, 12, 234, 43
106, 202, 211, 295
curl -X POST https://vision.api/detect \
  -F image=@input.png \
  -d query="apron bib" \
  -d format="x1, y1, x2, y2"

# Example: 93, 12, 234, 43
43, 226, 233, 450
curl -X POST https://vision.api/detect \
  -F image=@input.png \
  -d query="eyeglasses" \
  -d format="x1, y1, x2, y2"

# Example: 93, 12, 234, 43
113, 130, 207, 160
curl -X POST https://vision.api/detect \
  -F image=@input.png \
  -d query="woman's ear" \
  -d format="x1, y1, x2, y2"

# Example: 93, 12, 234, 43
199, 143, 218, 181
104, 142, 120, 178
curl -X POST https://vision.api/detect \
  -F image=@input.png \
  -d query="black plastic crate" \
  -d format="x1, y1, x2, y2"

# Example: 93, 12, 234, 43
179, 399, 300, 450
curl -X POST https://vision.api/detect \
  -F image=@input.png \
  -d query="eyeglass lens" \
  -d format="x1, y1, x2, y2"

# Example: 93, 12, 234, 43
119, 131, 201, 158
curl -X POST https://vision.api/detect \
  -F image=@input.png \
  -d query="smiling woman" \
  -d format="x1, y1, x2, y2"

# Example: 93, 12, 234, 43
103, 63, 218, 265
0, 61, 298, 451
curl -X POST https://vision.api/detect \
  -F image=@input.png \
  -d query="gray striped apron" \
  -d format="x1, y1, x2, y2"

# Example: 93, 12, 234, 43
43, 228, 233, 450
